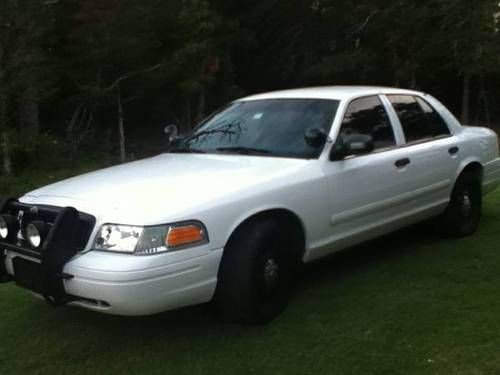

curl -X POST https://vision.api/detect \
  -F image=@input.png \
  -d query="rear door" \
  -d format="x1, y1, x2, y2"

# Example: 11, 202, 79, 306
385, 94, 460, 212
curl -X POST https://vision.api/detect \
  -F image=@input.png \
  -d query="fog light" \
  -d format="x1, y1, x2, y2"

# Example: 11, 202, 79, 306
26, 221, 48, 248
0, 214, 16, 240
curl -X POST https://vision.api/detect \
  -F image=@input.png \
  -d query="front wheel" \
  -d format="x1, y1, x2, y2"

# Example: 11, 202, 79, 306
215, 218, 297, 325
443, 172, 482, 237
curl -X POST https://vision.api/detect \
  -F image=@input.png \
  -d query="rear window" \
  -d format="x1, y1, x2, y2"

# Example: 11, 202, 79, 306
388, 95, 450, 143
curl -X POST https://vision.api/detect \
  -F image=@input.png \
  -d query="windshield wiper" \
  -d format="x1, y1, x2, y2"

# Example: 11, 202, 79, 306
216, 146, 271, 155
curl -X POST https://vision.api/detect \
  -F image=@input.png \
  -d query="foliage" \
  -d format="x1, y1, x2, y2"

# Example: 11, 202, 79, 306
0, 0, 57, 123
0, 0, 499, 174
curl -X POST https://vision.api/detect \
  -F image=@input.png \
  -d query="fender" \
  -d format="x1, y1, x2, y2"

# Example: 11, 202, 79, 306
454, 157, 483, 184
223, 205, 308, 252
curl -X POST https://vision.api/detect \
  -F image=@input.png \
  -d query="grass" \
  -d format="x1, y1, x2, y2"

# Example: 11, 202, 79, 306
1, 169, 500, 374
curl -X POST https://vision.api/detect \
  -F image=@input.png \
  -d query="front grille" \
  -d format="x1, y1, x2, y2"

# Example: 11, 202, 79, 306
0, 201, 96, 258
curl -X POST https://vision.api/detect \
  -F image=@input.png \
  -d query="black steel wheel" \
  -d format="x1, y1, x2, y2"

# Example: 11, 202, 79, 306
443, 172, 482, 237
215, 218, 297, 325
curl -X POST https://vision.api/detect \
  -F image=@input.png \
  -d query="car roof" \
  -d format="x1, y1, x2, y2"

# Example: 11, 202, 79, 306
238, 86, 424, 102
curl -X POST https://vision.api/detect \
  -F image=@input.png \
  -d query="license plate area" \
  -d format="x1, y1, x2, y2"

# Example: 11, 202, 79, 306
13, 257, 43, 294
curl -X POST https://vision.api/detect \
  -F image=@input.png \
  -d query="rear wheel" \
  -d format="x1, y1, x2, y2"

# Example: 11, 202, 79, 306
443, 172, 482, 237
215, 218, 298, 325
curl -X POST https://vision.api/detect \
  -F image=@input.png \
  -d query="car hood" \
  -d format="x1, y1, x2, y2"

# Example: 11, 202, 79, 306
22, 153, 309, 224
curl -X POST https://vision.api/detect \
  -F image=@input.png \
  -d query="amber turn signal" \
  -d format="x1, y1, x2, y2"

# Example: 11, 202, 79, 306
165, 225, 205, 248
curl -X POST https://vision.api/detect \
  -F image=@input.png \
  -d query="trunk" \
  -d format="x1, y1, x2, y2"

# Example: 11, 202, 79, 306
0, 94, 11, 176
479, 76, 491, 125
461, 73, 471, 124
196, 88, 206, 125
183, 95, 192, 132
483, 94, 491, 125
1, 131, 12, 177
409, 77, 417, 90
117, 86, 126, 163
408, 68, 418, 90
66, 104, 83, 137
19, 87, 40, 137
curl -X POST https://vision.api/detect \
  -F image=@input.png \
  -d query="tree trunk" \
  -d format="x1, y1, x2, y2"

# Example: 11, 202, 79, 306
19, 87, 40, 137
117, 85, 126, 163
0, 94, 12, 176
461, 73, 471, 124
183, 95, 192, 132
408, 69, 418, 90
479, 76, 491, 125
195, 88, 206, 125
66, 104, 83, 137
409, 77, 417, 90
1, 131, 11, 177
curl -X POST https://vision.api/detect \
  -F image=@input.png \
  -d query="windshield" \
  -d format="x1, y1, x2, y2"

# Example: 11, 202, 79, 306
171, 99, 340, 159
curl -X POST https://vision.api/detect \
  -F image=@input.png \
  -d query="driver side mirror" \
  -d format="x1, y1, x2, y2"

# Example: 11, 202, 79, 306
330, 134, 374, 161
164, 124, 182, 144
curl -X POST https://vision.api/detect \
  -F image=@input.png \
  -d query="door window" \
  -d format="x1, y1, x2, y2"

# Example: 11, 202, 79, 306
339, 96, 396, 152
388, 95, 450, 143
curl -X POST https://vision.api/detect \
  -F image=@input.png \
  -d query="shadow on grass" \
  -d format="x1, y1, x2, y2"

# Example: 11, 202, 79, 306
300, 220, 445, 285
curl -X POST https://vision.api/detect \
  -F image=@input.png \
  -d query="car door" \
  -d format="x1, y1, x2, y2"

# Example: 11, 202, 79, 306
385, 94, 460, 213
316, 95, 422, 259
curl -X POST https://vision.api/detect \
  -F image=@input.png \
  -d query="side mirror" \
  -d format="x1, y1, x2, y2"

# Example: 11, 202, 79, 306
164, 124, 180, 143
305, 127, 328, 148
331, 134, 374, 160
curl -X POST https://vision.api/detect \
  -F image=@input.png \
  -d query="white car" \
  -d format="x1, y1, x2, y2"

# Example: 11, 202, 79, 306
1, 86, 500, 324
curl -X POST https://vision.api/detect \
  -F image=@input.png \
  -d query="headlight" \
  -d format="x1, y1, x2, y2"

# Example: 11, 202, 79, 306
25, 221, 50, 248
0, 215, 10, 239
93, 221, 208, 255
0, 214, 17, 241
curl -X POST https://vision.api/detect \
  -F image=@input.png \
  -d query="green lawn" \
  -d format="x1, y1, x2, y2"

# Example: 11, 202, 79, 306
1, 171, 500, 374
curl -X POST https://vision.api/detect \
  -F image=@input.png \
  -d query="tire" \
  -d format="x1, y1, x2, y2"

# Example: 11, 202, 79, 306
443, 171, 482, 237
215, 218, 298, 325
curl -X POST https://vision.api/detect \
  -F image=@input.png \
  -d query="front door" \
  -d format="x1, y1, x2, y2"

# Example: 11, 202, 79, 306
315, 95, 417, 259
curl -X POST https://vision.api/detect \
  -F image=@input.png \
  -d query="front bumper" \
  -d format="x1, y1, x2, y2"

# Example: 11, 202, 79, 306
4, 247, 223, 316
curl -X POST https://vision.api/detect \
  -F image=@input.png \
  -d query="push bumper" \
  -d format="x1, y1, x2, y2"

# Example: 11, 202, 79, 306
0, 198, 95, 305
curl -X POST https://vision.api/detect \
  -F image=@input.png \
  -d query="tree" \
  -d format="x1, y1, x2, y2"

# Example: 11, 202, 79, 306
2, 0, 499, 174
157, 0, 239, 129
434, 0, 499, 123
0, 0, 57, 176
60, 0, 164, 162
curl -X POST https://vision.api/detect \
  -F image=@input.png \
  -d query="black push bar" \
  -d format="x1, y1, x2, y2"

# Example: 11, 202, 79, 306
0, 198, 95, 306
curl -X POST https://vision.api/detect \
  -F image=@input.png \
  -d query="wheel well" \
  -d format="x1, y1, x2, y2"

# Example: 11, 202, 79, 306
459, 162, 483, 182
226, 209, 306, 262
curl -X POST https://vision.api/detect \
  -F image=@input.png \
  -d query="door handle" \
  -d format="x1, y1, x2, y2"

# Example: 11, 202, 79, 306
395, 158, 411, 168
449, 146, 459, 155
